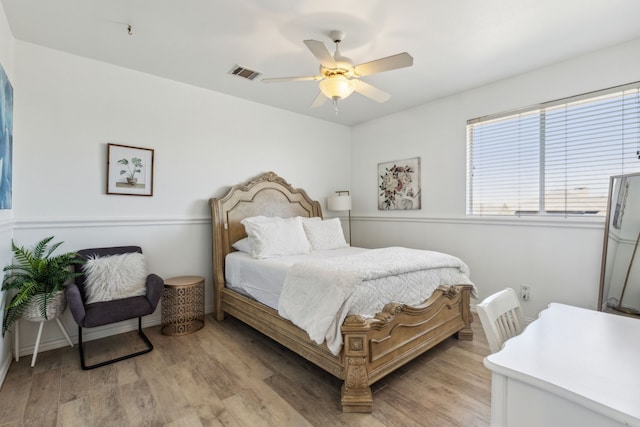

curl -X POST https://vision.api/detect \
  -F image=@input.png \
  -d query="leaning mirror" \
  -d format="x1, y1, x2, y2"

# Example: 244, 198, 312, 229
599, 172, 640, 314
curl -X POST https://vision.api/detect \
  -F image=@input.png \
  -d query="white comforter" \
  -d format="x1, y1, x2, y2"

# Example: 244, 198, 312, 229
277, 247, 475, 355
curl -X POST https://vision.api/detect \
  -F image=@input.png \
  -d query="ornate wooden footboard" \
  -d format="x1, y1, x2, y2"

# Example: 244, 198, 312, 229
340, 284, 473, 412
210, 172, 473, 413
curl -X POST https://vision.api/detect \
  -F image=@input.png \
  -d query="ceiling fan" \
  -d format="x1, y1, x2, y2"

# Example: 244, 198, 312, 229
262, 30, 413, 111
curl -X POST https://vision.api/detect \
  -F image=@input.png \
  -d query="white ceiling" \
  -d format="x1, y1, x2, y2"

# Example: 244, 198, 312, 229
3, 0, 640, 126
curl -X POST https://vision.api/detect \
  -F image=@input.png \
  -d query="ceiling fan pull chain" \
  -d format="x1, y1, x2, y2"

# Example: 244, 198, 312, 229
333, 99, 339, 114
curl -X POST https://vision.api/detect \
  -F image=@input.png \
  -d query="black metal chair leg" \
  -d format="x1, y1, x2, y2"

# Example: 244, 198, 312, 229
79, 317, 154, 370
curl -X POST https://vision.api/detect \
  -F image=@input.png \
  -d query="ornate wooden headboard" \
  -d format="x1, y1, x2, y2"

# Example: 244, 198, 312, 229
209, 172, 322, 315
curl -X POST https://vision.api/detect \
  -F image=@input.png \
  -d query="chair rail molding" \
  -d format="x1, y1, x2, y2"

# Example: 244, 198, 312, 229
354, 214, 604, 230
14, 216, 210, 229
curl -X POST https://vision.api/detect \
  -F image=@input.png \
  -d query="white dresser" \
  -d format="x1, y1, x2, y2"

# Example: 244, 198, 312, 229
484, 303, 640, 427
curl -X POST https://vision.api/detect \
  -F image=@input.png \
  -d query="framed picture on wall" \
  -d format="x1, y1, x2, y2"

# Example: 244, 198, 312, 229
0, 63, 13, 209
106, 143, 154, 196
378, 157, 421, 210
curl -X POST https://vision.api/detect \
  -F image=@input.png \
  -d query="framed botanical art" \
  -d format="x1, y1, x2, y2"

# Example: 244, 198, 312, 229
378, 157, 421, 210
107, 143, 154, 196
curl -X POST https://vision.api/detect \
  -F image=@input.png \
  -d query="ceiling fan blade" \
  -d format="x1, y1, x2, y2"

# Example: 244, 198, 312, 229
353, 52, 413, 77
262, 75, 322, 83
310, 92, 328, 108
353, 79, 391, 103
303, 39, 337, 68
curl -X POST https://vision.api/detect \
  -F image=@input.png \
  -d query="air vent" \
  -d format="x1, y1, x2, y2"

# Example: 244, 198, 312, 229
229, 65, 261, 81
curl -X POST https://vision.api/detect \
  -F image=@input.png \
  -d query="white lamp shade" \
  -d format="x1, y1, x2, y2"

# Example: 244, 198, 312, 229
327, 195, 352, 211
319, 75, 355, 100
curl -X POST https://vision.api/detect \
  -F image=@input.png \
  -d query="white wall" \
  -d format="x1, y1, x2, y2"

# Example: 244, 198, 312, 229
10, 40, 351, 357
351, 37, 640, 319
0, 1, 14, 384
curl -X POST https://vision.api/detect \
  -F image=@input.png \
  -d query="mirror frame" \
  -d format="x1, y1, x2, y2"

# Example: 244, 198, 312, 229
598, 171, 640, 311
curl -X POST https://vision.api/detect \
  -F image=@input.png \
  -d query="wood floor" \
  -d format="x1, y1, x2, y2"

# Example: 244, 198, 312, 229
0, 313, 491, 426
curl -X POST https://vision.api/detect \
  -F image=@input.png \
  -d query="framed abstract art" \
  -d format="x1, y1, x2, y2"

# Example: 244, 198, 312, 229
0, 63, 13, 209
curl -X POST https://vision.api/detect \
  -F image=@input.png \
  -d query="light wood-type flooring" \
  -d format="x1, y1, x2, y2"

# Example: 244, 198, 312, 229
0, 313, 491, 426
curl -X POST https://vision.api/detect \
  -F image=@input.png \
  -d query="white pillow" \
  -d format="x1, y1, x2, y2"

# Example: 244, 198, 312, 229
82, 252, 148, 304
232, 237, 252, 253
241, 216, 311, 259
303, 218, 349, 251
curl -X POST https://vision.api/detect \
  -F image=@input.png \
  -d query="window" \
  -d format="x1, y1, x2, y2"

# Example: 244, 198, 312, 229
467, 82, 640, 217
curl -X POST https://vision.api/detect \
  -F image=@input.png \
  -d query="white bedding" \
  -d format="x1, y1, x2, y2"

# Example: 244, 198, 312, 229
225, 246, 475, 355
225, 247, 368, 309
278, 247, 475, 354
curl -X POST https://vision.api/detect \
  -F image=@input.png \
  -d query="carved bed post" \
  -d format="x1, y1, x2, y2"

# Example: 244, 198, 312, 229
340, 316, 373, 413
456, 286, 473, 340
209, 197, 226, 321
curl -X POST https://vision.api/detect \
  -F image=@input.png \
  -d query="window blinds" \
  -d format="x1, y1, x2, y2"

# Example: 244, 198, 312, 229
467, 83, 640, 216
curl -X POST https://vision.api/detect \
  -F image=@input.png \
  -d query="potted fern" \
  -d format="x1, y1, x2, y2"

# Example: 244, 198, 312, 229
1, 236, 84, 335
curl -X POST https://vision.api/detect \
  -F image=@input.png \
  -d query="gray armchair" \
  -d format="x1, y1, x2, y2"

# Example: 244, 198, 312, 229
66, 246, 163, 370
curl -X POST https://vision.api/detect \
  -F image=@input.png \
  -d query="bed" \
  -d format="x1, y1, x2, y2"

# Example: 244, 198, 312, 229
209, 171, 475, 413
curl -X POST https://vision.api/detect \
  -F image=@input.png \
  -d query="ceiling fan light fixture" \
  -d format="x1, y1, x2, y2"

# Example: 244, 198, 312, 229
319, 75, 355, 100
261, 29, 413, 111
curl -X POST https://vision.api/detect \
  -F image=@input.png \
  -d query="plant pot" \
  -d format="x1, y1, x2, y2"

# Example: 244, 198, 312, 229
22, 290, 67, 322
126, 177, 138, 185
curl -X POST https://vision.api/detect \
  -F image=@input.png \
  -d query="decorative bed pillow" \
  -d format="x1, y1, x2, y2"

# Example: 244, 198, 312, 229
303, 218, 349, 251
241, 216, 311, 259
82, 252, 148, 304
232, 237, 252, 253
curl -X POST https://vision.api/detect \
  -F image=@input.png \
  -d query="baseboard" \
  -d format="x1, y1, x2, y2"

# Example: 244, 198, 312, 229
0, 350, 12, 389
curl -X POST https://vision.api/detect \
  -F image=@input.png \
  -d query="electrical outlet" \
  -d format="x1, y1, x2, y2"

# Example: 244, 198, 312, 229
520, 285, 530, 301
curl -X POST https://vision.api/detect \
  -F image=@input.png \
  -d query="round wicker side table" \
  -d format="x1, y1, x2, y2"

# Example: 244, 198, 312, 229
161, 275, 205, 336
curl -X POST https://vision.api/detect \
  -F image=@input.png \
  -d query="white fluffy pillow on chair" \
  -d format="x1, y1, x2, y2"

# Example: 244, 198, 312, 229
83, 252, 148, 304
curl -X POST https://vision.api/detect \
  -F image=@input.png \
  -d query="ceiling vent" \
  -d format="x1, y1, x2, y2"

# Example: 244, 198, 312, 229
229, 65, 261, 81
